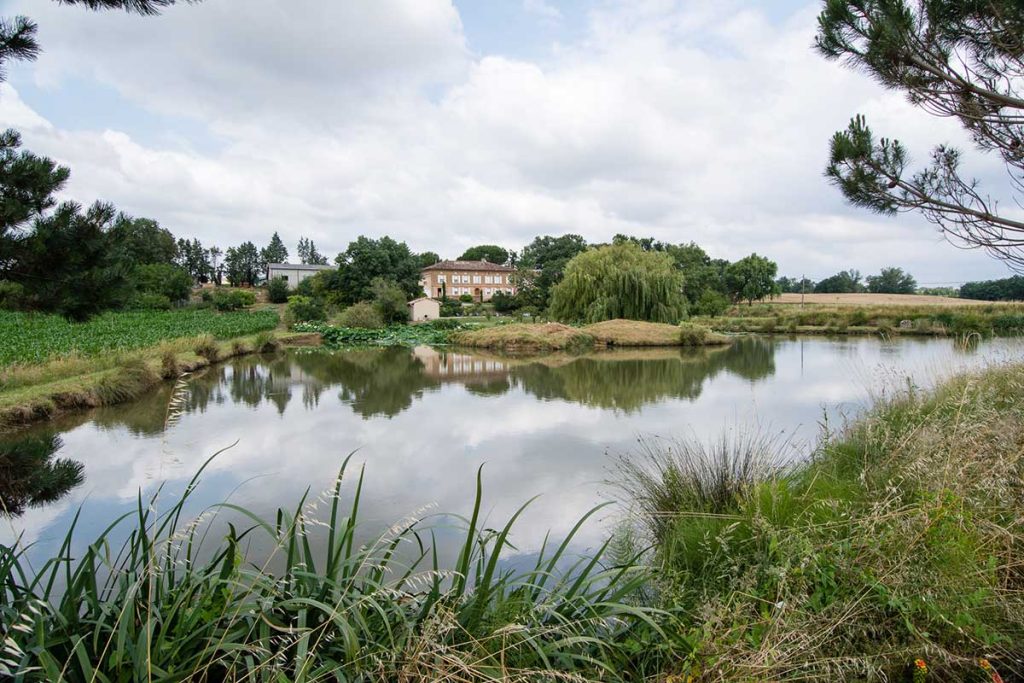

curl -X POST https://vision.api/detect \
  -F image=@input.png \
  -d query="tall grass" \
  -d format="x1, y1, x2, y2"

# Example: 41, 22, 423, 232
616, 363, 1024, 681
0, 455, 669, 682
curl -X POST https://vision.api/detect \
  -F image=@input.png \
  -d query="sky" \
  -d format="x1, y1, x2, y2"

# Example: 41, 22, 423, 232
0, 0, 1019, 285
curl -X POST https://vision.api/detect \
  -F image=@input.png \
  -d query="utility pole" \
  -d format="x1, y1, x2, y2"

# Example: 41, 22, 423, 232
800, 274, 806, 308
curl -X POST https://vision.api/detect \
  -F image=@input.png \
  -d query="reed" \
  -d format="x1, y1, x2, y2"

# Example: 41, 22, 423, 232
0, 456, 667, 682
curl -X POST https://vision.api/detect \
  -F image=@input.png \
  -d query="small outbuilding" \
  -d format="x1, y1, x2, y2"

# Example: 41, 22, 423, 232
267, 263, 334, 290
408, 297, 441, 321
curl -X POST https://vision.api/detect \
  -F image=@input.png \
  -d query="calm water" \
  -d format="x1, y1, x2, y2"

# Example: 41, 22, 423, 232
2, 336, 1022, 566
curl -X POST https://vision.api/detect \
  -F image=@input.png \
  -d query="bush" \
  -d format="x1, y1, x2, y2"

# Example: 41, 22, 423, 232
200, 289, 214, 303
337, 302, 384, 329
678, 322, 711, 346
0, 280, 26, 310
491, 291, 518, 313
129, 293, 172, 310
440, 300, 462, 317
253, 331, 280, 353
212, 289, 256, 311
159, 349, 179, 379
693, 290, 729, 317
371, 277, 409, 324
267, 278, 290, 304
285, 295, 326, 326
459, 293, 474, 303
131, 264, 192, 304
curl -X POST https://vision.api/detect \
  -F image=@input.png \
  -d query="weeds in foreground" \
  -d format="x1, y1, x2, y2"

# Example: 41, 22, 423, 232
0, 456, 674, 682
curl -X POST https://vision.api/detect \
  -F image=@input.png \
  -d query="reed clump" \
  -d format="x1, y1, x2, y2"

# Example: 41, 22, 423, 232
617, 363, 1024, 681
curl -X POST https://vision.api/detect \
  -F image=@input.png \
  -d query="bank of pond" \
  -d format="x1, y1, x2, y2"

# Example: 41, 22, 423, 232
1, 348, 1022, 681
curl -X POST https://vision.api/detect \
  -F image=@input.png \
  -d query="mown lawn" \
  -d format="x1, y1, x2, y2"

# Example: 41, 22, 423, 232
0, 309, 280, 367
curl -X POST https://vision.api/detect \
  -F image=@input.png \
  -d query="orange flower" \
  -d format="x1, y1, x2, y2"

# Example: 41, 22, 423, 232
912, 658, 928, 683
979, 659, 1004, 683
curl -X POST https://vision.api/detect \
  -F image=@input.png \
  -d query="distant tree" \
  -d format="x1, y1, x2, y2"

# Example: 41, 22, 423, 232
459, 244, 509, 265
224, 241, 260, 286
131, 262, 192, 303
296, 237, 328, 265
417, 251, 441, 269
549, 242, 687, 323
817, 1, 1024, 269
724, 254, 779, 305
208, 245, 223, 284
814, 269, 863, 294
260, 231, 288, 271
960, 275, 1024, 301
866, 267, 917, 294
109, 214, 176, 265
518, 234, 588, 309
919, 286, 960, 298
334, 236, 421, 304
371, 277, 409, 324
175, 238, 210, 283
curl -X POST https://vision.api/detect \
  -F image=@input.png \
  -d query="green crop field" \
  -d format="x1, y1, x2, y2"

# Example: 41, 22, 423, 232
0, 309, 280, 367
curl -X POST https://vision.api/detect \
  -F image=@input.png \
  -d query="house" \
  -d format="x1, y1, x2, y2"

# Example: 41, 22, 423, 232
420, 260, 516, 301
408, 297, 440, 321
267, 263, 334, 289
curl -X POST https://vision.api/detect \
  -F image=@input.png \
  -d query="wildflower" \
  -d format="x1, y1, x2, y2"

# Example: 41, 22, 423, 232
979, 659, 1004, 683
912, 658, 928, 683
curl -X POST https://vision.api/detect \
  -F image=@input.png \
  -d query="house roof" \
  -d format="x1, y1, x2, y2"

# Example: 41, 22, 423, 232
407, 297, 439, 305
267, 263, 334, 271
421, 259, 515, 272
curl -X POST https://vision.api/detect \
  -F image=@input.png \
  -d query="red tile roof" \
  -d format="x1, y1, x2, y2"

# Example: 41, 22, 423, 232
421, 259, 515, 272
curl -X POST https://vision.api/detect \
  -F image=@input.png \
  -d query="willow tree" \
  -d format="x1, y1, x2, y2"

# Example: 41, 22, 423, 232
548, 243, 687, 324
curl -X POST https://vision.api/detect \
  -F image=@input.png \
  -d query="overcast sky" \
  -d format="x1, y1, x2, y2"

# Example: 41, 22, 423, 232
1, 0, 1019, 284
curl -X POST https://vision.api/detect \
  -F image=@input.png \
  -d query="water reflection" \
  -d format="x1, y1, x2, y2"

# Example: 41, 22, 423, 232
0, 434, 83, 517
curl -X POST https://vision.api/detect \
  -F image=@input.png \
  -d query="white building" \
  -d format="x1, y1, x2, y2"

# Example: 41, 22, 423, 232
408, 297, 441, 321
267, 263, 334, 289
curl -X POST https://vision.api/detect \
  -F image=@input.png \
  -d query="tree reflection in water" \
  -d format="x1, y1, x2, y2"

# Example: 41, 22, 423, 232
0, 434, 84, 517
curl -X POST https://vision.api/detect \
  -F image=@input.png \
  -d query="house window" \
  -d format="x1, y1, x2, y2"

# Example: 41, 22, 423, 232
437, 275, 446, 283
484, 275, 492, 284
473, 275, 481, 284
279, 275, 289, 282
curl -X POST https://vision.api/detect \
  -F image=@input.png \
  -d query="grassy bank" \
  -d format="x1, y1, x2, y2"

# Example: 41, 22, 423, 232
451, 319, 730, 351
0, 458, 665, 682
695, 301, 1024, 337
619, 362, 1024, 680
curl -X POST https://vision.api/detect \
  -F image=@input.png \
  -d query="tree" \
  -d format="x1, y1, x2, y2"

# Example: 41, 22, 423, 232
109, 214, 177, 265
518, 234, 588, 309
817, 1, 1024, 269
208, 245, 223, 284
131, 262, 192, 303
459, 244, 509, 265
960, 275, 1024, 301
295, 237, 328, 265
224, 241, 260, 286
417, 251, 440, 269
260, 231, 289, 274
371, 277, 409, 324
175, 237, 210, 283
724, 253, 779, 305
334, 236, 421, 304
814, 269, 863, 294
549, 242, 687, 323
866, 267, 917, 294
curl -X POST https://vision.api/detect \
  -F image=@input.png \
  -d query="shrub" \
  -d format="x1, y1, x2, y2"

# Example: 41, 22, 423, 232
0, 280, 26, 310
678, 322, 711, 346
253, 331, 280, 353
337, 302, 383, 329
285, 295, 326, 326
692, 289, 730, 317
200, 289, 214, 303
440, 300, 462, 317
267, 278, 290, 304
193, 335, 220, 361
129, 293, 172, 310
212, 289, 256, 311
131, 263, 192, 303
371, 277, 409, 324
459, 293, 474, 303
491, 290, 518, 313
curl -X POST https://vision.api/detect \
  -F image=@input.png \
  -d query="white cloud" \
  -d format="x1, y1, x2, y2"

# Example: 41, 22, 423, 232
0, 0, 1014, 282
523, 0, 563, 24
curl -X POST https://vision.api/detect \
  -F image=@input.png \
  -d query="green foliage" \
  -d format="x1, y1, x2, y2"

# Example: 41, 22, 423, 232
677, 322, 712, 346
459, 244, 510, 265
337, 301, 384, 329
334, 235, 422, 303
549, 243, 688, 324
416, 250, 440, 268
724, 253, 779, 304
259, 230, 288, 272
109, 214, 177, 265
193, 333, 219, 361
297, 320, 469, 346
284, 294, 325, 325
458, 293, 473, 303
266, 276, 290, 303
130, 262, 192, 303
296, 236, 329, 265
211, 288, 255, 311
370, 277, 409, 324
175, 237, 212, 282
692, 289, 730, 317
960, 275, 1024, 301
0, 309, 279, 367
866, 266, 917, 294
490, 290, 518, 313
0, 433, 83, 517
814, 269, 864, 293
440, 299, 462, 317
128, 292, 171, 310
0, 279, 25, 310
223, 241, 261, 286
518, 233, 589, 308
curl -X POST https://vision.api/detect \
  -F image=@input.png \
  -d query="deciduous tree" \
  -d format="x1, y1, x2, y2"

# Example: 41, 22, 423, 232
866, 266, 917, 294
725, 253, 779, 305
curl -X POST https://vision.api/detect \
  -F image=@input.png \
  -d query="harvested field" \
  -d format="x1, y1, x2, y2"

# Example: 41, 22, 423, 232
772, 292, 994, 306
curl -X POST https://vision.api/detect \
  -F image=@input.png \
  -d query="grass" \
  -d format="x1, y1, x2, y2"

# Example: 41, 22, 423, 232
616, 362, 1024, 681
0, 455, 671, 682
452, 320, 728, 351
0, 309, 281, 368
697, 301, 1024, 337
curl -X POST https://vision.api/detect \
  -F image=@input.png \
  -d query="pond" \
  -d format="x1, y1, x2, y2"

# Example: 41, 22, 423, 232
2, 336, 1022, 568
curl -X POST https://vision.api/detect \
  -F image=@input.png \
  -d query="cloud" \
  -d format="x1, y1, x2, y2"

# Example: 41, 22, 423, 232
0, 0, 1014, 282
522, 0, 563, 24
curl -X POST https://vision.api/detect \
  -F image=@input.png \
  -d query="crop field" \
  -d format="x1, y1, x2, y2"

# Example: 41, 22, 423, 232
0, 309, 280, 367
773, 292, 989, 305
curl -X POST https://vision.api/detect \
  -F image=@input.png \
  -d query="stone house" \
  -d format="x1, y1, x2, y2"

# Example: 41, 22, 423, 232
420, 260, 516, 301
